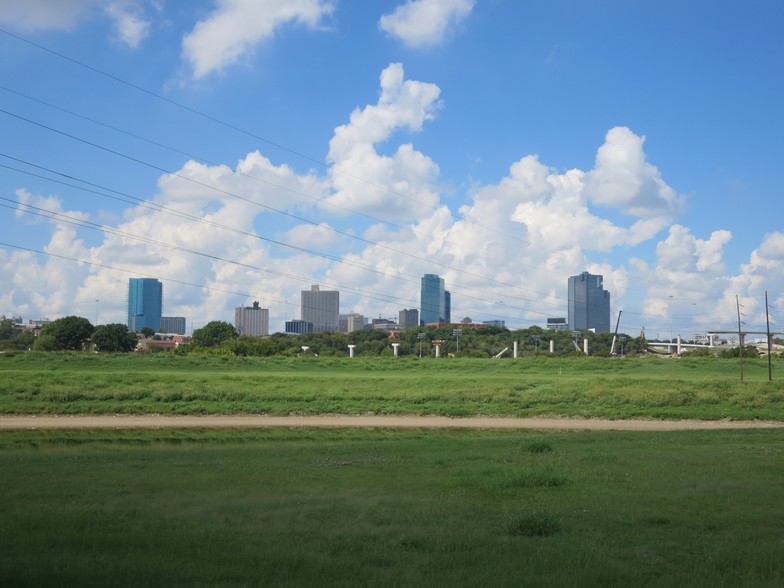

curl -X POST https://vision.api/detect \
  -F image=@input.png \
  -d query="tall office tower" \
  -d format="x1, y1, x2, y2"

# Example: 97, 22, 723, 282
160, 316, 186, 335
301, 285, 339, 333
127, 278, 163, 332
398, 308, 419, 329
568, 271, 611, 332
234, 301, 269, 336
420, 274, 450, 325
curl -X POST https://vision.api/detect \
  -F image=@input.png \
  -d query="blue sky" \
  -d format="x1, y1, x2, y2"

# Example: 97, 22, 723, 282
1, 0, 782, 337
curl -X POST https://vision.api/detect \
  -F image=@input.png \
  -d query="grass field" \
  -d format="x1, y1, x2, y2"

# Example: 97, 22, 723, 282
2, 427, 784, 587
1, 352, 782, 420
2, 353, 784, 586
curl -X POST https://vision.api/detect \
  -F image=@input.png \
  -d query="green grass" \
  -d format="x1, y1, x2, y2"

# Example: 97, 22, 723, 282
1, 352, 783, 420
2, 427, 784, 586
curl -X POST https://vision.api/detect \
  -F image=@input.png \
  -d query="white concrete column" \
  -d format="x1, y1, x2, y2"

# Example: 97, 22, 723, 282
435, 344, 441, 358
347, 345, 356, 358
513, 341, 518, 358
550, 340, 555, 353
583, 338, 589, 355
392, 343, 400, 357
677, 336, 681, 355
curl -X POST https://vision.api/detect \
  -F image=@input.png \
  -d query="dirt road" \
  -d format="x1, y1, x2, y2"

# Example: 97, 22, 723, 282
1, 415, 783, 431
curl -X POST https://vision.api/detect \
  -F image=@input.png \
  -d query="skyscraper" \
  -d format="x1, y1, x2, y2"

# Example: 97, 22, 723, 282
127, 278, 163, 332
568, 271, 611, 332
398, 308, 419, 329
301, 285, 339, 332
420, 274, 450, 325
160, 316, 186, 335
235, 301, 269, 336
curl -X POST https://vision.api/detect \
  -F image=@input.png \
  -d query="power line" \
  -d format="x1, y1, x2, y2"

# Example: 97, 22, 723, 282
0, 27, 735, 323
0, 28, 666, 293
0, 108, 572, 306
0, 155, 574, 320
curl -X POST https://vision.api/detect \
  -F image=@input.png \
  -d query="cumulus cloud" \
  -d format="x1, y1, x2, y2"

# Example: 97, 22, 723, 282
4, 56, 780, 334
584, 126, 683, 219
182, 0, 335, 79
655, 225, 732, 274
325, 63, 442, 221
379, 0, 475, 48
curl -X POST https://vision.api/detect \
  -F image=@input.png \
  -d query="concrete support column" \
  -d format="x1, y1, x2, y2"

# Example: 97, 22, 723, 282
513, 341, 518, 358
347, 345, 356, 358
677, 336, 682, 356
392, 343, 399, 357
435, 344, 441, 358
583, 338, 589, 355
550, 340, 555, 353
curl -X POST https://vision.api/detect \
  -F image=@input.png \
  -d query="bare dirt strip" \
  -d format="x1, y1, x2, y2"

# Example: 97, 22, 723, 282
1, 415, 783, 431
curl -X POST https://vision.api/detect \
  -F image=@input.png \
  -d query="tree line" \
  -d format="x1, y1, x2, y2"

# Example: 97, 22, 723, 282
4, 316, 776, 358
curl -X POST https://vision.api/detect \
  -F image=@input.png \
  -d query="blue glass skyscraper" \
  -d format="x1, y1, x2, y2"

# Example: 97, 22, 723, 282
420, 274, 450, 325
127, 278, 163, 332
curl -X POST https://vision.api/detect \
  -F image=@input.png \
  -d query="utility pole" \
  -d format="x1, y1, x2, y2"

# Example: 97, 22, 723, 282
766, 291, 772, 382
736, 295, 744, 382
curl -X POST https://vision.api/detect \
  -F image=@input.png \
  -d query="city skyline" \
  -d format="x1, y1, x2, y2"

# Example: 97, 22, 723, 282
2, 2, 782, 337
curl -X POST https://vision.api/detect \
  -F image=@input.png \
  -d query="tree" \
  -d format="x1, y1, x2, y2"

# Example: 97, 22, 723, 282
92, 323, 138, 352
32, 334, 60, 351
192, 321, 238, 348
1, 330, 35, 350
0, 318, 15, 340
39, 316, 94, 351
140, 326, 155, 338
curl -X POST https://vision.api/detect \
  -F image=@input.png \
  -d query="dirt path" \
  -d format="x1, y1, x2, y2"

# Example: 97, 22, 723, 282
1, 415, 783, 431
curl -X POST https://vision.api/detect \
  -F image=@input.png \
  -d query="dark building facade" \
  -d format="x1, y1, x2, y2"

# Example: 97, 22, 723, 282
567, 272, 611, 333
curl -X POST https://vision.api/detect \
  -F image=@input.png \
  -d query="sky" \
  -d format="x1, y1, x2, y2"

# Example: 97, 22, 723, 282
1, 0, 782, 338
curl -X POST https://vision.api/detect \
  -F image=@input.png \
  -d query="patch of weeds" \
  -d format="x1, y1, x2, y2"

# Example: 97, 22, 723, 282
643, 515, 669, 526
504, 465, 567, 489
525, 440, 554, 454
482, 465, 567, 494
503, 510, 560, 537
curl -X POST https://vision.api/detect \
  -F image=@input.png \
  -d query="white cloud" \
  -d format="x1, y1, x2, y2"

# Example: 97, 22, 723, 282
282, 222, 348, 250
379, 0, 475, 48
584, 126, 683, 219
4, 54, 780, 335
0, 0, 151, 48
104, 2, 151, 48
325, 63, 442, 221
182, 0, 335, 79
655, 225, 732, 274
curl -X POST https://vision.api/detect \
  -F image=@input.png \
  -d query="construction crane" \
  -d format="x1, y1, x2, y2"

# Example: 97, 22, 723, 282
609, 310, 623, 355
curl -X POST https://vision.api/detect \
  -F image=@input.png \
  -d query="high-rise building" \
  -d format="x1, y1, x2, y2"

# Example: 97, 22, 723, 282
301, 285, 339, 333
420, 274, 450, 325
235, 301, 269, 336
398, 308, 419, 329
346, 313, 366, 333
160, 316, 186, 335
568, 271, 611, 332
285, 320, 313, 335
127, 278, 163, 332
